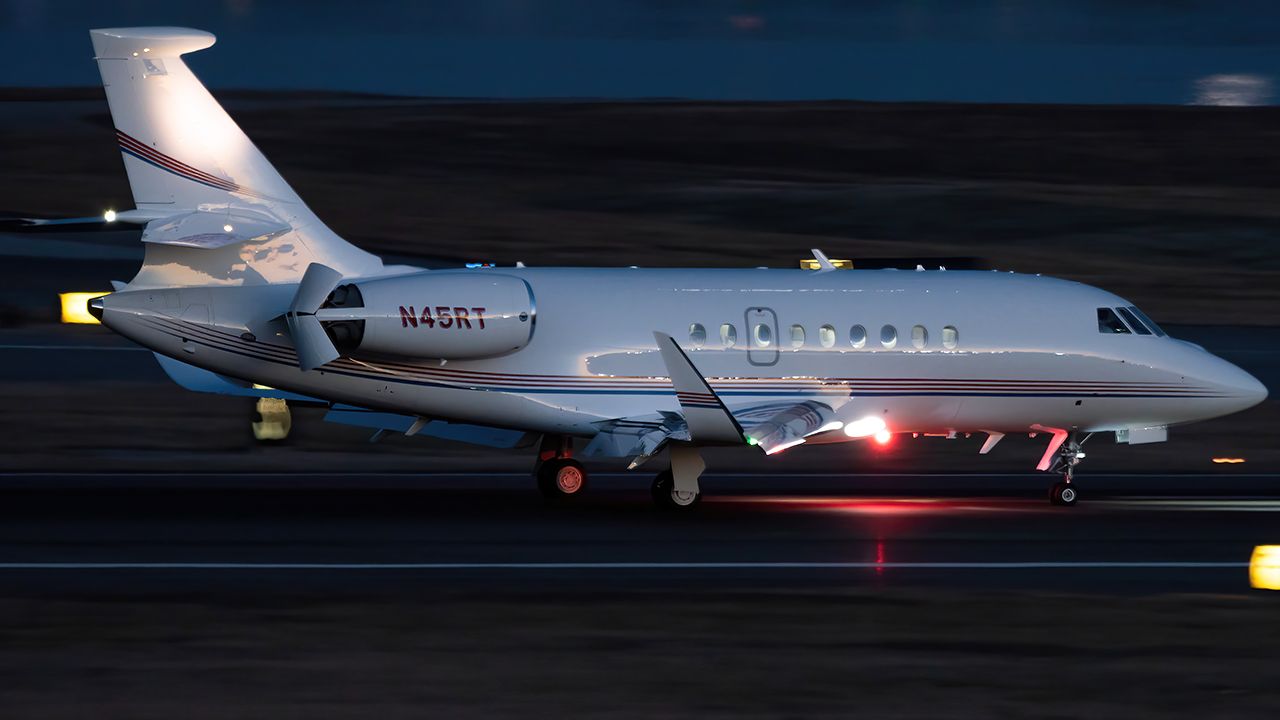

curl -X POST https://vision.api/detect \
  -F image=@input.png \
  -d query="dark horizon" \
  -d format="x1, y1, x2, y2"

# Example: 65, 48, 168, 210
3, 0, 1279, 105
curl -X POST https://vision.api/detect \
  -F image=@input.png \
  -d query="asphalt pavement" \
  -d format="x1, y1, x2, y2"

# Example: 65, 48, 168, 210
0, 472, 1275, 596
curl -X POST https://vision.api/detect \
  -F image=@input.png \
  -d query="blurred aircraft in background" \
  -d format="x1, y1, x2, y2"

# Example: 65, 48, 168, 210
84, 28, 1266, 508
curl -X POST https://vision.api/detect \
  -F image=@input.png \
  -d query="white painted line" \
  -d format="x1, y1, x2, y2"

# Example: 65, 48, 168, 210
1, 472, 1276, 479
1093, 500, 1280, 512
0, 344, 145, 351
0, 561, 1250, 571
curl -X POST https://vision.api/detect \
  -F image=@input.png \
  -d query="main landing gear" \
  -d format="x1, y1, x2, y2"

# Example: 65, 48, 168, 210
651, 470, 701, 509
535, 435, 589, 500
532, 435, 707, 510
1047, 432, 1090, 507
650, 444, 705, 510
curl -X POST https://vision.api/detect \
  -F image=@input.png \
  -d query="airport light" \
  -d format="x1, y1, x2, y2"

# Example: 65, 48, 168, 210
1212, 457, 1246, 464
873, 429, 892, 445
59, 292, 108, 324
1249, 545, 1280, 590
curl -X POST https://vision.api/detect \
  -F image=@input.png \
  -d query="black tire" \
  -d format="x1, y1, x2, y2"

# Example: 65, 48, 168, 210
651, 470, 701, 510
537, 459, 588, 500
1049, 481, 1079, 506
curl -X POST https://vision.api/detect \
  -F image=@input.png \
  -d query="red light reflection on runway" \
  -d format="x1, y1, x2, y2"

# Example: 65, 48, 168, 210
712, 496, 1047, 516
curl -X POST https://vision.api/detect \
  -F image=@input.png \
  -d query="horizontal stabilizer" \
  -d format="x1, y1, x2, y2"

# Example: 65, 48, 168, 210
141, 209, 291, 249
91, 27, 215, 60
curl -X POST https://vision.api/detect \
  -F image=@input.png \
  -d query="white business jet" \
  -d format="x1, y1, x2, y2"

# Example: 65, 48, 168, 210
83, 28, 1266, 508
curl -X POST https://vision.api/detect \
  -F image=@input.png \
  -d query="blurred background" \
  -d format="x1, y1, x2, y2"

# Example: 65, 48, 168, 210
1, 2, 1279, 717
6, 0, 1280, 103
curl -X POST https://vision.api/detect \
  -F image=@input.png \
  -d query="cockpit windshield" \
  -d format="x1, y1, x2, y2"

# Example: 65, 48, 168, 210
1115, 307, 1151, 335
1097, 306, 1168, 337
1097, 307, 1130, 334
1126, 306, 1166, 337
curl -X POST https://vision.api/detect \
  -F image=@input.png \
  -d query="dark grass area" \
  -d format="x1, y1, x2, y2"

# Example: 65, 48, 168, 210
1, 591, 1278, 719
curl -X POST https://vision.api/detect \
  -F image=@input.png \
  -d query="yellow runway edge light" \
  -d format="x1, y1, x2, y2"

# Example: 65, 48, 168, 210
1250, 545, 1280, 590
59, 292, 109, 325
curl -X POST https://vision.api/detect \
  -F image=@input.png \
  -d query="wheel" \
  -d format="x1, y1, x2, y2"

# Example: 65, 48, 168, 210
1049, 481, 1078, 506
651, 470, 701, 510
537, 458, 588, 499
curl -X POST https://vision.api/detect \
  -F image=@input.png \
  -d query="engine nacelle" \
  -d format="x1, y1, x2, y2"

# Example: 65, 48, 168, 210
315, 272, 535, 360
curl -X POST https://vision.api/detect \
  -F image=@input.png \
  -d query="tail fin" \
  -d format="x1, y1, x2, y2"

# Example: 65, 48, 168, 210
90, 27, 382, 287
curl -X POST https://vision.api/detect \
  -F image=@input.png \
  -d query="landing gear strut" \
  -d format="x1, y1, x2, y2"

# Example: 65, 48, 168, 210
1047, 432, 1090, 506
535, 435, 588, 500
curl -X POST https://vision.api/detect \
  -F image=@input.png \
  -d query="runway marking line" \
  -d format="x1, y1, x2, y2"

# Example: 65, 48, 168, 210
2, 472, 1278, 479
0, 561, 1251, 571
0, 344, 146, 351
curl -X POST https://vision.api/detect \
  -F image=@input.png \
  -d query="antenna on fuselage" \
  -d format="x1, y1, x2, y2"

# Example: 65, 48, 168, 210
808, 249, 838, 273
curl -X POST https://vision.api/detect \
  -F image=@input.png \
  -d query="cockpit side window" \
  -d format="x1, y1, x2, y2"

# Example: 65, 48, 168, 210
1127, 306, 1166, 337
1097, 307, 1131, 334
1115, 307, 1152, 335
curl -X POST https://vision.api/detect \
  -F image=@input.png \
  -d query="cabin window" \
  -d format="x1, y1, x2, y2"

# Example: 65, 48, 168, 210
689, 323, 706, 347
720, 323, 738, 347
790, 324, 806, 348
818, 324, 836, 348
942, 325, 958, 349
1115, 307, 1152, 335
1127, 306, 1166, 337
880, 324, 898, 349
753, 323, 773, 348
911, 325, 928, 349
1097, 307, 1130, 334
849, 324, 867, 349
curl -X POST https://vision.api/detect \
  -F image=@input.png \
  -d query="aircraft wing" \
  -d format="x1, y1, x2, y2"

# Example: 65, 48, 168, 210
583, 399, 840, 463
583, 332, 843, 463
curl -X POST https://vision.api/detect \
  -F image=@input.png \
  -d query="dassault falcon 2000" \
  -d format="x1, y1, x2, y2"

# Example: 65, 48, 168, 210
83, 27, 1266, 508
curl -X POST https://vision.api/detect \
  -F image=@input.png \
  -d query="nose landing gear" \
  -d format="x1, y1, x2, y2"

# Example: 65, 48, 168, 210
1047, 432, 1090, 506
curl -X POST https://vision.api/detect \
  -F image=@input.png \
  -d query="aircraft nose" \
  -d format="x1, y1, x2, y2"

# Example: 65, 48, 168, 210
1214, 358, 1268, 412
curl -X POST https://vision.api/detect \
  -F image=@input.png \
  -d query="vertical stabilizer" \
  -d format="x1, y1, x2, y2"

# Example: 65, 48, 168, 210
90, 27, 383, 287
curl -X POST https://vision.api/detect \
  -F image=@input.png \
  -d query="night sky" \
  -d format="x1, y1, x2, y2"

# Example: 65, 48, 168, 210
3, 0, 1279, 104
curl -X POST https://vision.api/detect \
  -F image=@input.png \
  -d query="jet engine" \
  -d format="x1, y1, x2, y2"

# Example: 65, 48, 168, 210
314, 273, 535, 360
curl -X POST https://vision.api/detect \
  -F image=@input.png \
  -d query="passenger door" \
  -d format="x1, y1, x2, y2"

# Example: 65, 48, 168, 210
744, 307, 779, 367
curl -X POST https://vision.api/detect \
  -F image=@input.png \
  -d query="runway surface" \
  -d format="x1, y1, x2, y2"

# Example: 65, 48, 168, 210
1, 472, 1276, 596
